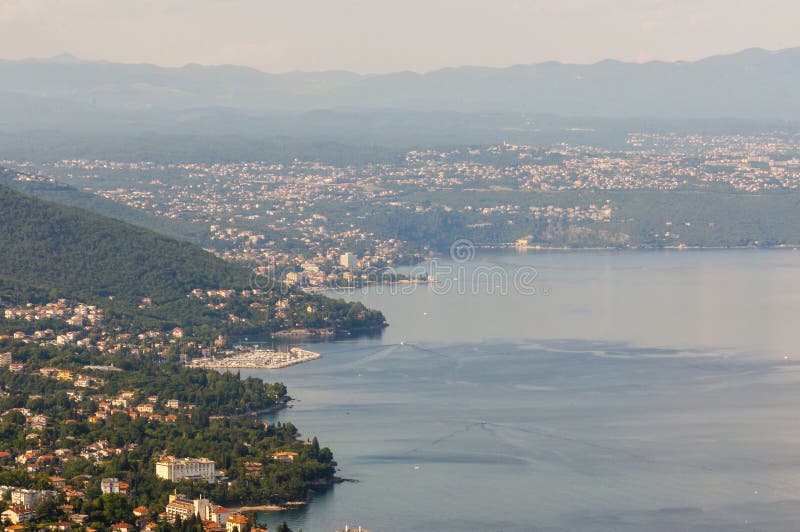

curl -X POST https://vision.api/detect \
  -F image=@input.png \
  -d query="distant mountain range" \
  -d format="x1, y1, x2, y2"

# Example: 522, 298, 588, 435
1, 47, 799, 120
0, 48, 796, 162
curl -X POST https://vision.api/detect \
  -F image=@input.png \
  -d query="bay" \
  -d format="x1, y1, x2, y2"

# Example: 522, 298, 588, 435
244, 250, 800, 531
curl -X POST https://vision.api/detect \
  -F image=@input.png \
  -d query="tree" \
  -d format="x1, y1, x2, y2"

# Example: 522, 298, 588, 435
34, 498, 60, 521
276, 522, 293, 532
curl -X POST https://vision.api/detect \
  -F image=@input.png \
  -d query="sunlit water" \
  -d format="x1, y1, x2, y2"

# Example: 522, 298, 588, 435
244, 250, 800, 531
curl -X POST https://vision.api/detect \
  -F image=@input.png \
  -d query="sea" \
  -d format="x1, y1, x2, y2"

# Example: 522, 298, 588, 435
242, 249, 800, 531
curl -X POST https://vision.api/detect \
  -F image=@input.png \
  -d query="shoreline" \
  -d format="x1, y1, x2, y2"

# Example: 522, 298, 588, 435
233, 501, 308, 513
482, 243, 800, 252
223, 398, 290, 419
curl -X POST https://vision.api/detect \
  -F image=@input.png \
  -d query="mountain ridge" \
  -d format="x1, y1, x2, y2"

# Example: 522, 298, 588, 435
1, 47, 799, 119
5, 46, 791, 75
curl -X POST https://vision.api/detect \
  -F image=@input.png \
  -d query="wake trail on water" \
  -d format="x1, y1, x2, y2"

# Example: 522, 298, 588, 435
399, 419, 793, 495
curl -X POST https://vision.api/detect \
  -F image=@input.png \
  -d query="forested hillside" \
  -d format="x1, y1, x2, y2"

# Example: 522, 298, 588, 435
0, 183, 248, 303
0, 183, 386, 336
0, 168, 206, 242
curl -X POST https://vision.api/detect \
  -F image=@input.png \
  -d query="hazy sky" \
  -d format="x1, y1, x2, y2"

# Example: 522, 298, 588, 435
1, 0, 799, 73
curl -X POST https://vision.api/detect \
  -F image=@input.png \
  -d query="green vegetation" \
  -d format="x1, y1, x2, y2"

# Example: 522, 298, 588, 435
0, 168, 206, 243
331, 188, 800, 250
0, 183, 248, 303
0, 341, 336, 527
0, 184, 385, 338
0, 169, 379, 531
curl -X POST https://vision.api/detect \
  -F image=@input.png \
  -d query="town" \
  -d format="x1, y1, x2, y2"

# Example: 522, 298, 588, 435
6, 131, 800, 277
0, 328, 338, 531
0, 285, 350, 532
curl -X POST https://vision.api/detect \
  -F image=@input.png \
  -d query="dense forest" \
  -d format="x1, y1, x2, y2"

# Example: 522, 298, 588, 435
0, 183, 248, 302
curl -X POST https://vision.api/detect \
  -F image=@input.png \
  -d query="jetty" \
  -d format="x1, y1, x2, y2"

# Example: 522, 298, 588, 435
189, 347, 321, 370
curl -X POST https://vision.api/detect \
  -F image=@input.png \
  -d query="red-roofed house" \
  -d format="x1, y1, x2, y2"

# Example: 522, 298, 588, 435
226, 514, 248, 532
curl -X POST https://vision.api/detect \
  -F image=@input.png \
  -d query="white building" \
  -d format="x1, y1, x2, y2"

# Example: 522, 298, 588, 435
226, 514, 249, 532
339, 252, 357, 269
100, 477, 128, 494
165, 494, 213, 522
2, 506, 34, 524
11, 488, 51, 507
156, 456, 216, 482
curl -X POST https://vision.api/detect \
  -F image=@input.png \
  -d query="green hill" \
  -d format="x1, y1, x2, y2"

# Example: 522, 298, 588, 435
0, 182, 248, 304
0, 167, 206, 243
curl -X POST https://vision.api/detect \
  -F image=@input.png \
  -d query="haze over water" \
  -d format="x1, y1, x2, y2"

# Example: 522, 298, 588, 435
250, 250, 800, 531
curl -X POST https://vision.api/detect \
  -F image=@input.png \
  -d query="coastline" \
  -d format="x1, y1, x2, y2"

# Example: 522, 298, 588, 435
233, 501, 308, 513
223, 398, 290, 419
483, 243, 800, 252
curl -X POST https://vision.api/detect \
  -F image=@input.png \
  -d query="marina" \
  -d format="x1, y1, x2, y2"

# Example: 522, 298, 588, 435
190, 347, 321, 370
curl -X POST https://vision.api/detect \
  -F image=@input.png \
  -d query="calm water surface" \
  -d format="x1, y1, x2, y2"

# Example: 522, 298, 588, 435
245, 250, 800, 531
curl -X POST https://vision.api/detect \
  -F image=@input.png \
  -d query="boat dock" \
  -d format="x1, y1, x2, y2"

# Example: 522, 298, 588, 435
189, 347, 321, 369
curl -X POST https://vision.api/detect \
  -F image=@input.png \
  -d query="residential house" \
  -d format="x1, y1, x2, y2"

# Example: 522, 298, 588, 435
271, 451, 299, 463
2, 506, 35, 524
243, 462, 263, 478
136, 404, 154, 415
100, 478, 129, 495
30, 415, 48, 430
225, 514, 248, 532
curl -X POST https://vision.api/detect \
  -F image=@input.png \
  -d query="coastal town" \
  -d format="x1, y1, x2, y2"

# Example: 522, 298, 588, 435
0, 451, 365, 532
0, 286, 345, 532
0, 362, 287, 526
0, 323, 343, 532
5, 131, 800, 275
0, 289, 374, 361
1, 3, 799, 529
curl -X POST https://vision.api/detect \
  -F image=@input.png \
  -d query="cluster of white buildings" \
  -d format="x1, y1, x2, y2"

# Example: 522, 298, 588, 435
163, 493, 252, 532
